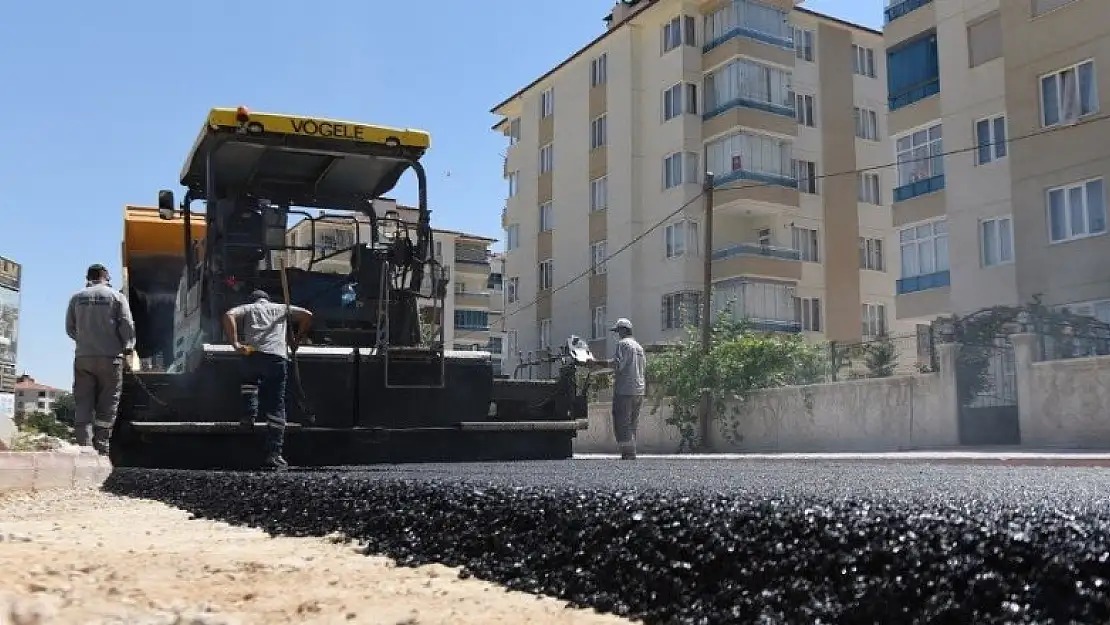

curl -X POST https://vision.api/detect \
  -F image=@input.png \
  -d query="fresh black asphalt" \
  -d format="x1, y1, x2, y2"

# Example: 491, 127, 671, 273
102, 458, 1110, 624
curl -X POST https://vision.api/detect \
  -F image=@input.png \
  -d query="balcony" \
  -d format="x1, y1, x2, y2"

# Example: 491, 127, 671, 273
455, 290, 491, 308
704, 96, 794, 121
885, 0, 933, 23
889, 77, 940, 112
712, 243, 803, 281
893, 174, 944, 203
896, 270, 950, 295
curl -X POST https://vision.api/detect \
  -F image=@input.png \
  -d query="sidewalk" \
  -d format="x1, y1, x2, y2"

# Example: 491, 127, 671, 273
574, 450, 1110, 467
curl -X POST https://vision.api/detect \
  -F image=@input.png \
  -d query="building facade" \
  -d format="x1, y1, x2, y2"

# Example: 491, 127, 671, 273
492, 0, 904, 373
0, 255, 20, 395
13, 374, 65, 418
884, 0, 1109, 323
284, 199, 507, 372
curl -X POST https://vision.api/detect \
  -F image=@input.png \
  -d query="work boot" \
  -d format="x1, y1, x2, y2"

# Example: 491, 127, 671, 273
262, 451, 289, 471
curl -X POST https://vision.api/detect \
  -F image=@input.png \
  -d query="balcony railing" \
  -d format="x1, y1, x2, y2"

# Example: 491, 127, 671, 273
712, 168, 798, 190
885, 0, 933, 23
893, 174, 945, 203
712, 243, 801, 262
704, 96, 794, 120
897, 270, 950, 295
889, 77, 940, 111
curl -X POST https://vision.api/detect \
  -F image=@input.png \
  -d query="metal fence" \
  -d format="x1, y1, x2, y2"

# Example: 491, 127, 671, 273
822, 331, 936, 382
1028, 319, 1110, 362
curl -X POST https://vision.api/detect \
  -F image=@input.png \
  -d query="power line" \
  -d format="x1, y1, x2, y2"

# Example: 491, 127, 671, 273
452, 111, 1110, 344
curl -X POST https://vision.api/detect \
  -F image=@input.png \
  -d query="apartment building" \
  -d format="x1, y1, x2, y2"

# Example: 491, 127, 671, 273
492, 0, 902, 371
284, 200, 506, 371
884, 0, 1109, 324
13, 374, 65, 418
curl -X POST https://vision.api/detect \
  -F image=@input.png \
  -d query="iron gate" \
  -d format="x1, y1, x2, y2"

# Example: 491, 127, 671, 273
955, 338, 1020, 445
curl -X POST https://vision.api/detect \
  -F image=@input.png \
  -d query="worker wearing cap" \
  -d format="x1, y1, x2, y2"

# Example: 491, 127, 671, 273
590, 317, 647, 460
222, 289, 313, 470
65, 263, 137, 455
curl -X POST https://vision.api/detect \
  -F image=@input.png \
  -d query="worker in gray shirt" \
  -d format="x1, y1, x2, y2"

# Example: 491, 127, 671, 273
222, 290, 313, 471
589, 317, 646, 460
65, 263, 136, 455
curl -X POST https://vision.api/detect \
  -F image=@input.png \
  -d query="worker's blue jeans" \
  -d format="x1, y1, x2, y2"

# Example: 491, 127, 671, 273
241, 352, 288, 455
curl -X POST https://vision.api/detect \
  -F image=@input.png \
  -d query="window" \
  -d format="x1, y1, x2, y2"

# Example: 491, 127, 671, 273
705, 131, 793, 181
899, 219, 949, 278
454, 310, 490, 330
663, 151, 699, 189
713, 279, 796, 325
590, 115, 607, 149
704, 59, 793, 115
539, 318, 552, 349
590, 176, 608, 211
975, 114, 1007, 165
664, 219, 699, 258
858, 173, 882, 204
506, 329, 518, 355
791, 226, 819, 262
539, 88, 554, 118
662, 15, 696, 53
862, 303, 887, 338
793, 297, 822, 332
859, 237, 885, 271
590, 240, 607, 275
1040, 60, 1098, 127
967, 13, 1002, 67
795, 93, 816, 127
854, 107, 879, 140
661, 292, 701, 330
663, 82, 698, 121
980, 216, 1014, 267
792, 159, 817, 194
539, 202, 553, 232
793, 27, 815, 62
507, 277, 519, 303
853, 44, 876, 77
591, 53, 607, 86
434, 240, 443, 260
1047, 178, 1107, 243
705, 0, 793, 48
887, 34, 939, 111
507, 118, 521, 145
538, 259, 554, 290
895, 124, 944, 187
507, 171, 518, 197
756, 227, 771, 246
505, 224, 520, 251
592, 306, 608, 340
1032, 0, 1080, 17
539, 143, 553, 173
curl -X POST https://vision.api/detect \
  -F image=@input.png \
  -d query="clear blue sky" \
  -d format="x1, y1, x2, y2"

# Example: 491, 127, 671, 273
0, 0, 882, 389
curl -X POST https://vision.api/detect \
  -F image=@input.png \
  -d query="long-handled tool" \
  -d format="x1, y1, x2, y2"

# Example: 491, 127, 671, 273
278, 258, 315, 425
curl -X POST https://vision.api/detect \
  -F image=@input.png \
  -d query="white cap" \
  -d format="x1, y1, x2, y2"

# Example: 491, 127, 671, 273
610, 318, 633, 332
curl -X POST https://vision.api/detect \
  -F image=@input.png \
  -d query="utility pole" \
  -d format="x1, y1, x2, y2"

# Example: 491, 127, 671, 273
698, 172, 715, 451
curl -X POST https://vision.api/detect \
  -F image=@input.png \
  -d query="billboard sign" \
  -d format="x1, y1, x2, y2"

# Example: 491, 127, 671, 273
0, 259, 18, 367
0, 256, 19, 291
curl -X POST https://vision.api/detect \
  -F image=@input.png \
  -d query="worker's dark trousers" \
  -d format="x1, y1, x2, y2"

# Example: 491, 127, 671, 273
611, 394, 644, 457
73, 355, 123, 453
241, 352, 288, 456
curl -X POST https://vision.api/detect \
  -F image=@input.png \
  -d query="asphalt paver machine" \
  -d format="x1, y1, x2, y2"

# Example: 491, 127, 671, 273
112, 107, 591, 469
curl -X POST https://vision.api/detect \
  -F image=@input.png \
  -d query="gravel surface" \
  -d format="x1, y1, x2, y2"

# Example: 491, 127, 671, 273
102, 459, 1110, 624
0, 488, 632, 624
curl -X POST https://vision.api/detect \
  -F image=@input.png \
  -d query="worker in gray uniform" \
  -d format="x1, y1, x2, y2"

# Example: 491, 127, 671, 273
64, 263, 136, 455
589, 317, 647, 460
222, 290, 313, 471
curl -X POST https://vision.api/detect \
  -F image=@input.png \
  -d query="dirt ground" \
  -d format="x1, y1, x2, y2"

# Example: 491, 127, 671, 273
0, 488, 633, 625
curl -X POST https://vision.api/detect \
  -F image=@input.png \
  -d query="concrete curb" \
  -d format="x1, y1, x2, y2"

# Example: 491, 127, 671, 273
0, 451, 113, 492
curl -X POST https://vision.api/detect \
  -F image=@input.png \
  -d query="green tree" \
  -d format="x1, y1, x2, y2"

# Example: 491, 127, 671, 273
645, 310, 828, 451
20, 411, 74, 441
863, 334, 898, 378
51, 392, 76, 426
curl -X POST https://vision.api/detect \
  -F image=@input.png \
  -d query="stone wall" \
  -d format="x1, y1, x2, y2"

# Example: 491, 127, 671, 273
1015, 333, 1110, 449
576, 343, 961, 454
